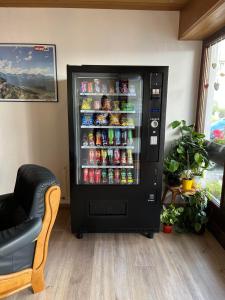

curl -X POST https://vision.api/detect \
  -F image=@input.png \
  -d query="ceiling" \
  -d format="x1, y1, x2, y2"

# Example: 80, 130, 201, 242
0, 0, 190, 10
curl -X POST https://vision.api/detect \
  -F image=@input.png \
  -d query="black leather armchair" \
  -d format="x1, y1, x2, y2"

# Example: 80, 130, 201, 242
0, 164, 61, 298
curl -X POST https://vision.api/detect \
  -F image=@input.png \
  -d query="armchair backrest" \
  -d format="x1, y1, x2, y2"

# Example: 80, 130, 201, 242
14, 165, 59, 220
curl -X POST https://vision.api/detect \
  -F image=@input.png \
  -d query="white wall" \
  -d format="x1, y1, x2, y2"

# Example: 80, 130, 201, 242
0, 8, 202, 202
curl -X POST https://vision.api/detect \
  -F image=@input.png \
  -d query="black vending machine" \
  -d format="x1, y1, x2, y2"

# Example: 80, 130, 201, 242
67, 65, 168, 238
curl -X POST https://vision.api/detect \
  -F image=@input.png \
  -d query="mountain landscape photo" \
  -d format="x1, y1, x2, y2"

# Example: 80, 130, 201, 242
0, 44, 57, 101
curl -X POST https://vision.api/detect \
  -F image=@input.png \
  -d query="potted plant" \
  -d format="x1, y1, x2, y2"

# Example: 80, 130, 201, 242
181, 169, 194, 191
164, 120, 210, 188
177, 190, 210, 234
160, 204, 184, 233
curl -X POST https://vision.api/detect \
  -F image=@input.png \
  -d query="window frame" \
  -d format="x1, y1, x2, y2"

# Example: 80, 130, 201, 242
196, 26, 225, 248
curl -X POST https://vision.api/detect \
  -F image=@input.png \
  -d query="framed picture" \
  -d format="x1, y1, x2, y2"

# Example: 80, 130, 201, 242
0, 44, 58, 102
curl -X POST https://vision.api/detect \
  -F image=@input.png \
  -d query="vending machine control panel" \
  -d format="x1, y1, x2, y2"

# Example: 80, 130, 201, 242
148, 73, 163, 162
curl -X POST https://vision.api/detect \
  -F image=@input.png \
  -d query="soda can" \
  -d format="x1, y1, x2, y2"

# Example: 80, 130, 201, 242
121, 150, 127, 165
89, 149, 95, 165
81, 81, 88, 93
127, 129, 133, 145
89, 169, 95, 184
114, 149, 121, 165
96, 130, 102, 146
127, 149, 133, 165
114, 169, 120, 184
96, 149, 101, 165
95, 169, 101, 184
120, 169, 127, 184
101, 149, 108, 165
108, 168, 114, 184
127, 169, 134, 184
108, 149, 114, 165
88, 132, 95, 146
87, 82, 93, 93
102, 169, 108, 184
83, 168, 89, 184
115, 129, 121, 146
121, 129, 127, 146
102, 130, 108, 146
108, 129, 114, 146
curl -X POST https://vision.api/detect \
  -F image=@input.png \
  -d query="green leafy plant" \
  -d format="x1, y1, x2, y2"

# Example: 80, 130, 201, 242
177, 190, 211, 233
164, 120, 210, 182
160, 204, 184, 225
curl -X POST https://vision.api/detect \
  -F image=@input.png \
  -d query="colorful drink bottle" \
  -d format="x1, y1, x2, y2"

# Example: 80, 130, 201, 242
108, 129, 114, 146
96, 130, 102, 146
114, 169, 120, 184
95, 169, 101, 184
121, 150, 127, 165
102, 169, 108, 184
127, 169, 134, 184
108, 149, 114, 165
89, 169, 95, 184
89, 149, 95, 165
83, 168, 89, 184
115, 129, 121, 146
96, 149, 101, 165
101, 149, 108, 165
108, 169, 114, 184
114, 149, 120, 165
120, 169, 127, 184
127, 129, 133, 145
121, 129, 127, 146
102, 130, 108, 146
127, 149, 133, 165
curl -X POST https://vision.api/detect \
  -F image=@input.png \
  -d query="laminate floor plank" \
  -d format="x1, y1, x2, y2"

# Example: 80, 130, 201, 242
6, 208, 225, 300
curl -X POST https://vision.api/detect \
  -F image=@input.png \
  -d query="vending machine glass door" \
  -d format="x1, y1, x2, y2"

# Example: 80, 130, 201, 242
73, 73, 143, 185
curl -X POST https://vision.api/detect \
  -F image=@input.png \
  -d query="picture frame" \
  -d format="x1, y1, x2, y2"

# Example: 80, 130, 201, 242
0, 43, 58, 102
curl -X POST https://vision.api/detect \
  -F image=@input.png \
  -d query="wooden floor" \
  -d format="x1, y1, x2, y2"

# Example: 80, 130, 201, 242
8, 208, 225, 300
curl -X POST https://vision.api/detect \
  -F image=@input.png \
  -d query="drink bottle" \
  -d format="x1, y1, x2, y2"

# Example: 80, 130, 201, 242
127, 149, 133, 165
102, 169, 108, 184
115, 129, 121, 146
120, 169, 127, 184
114, 149, 120, 165
83, 168, 89, 184
121, 129, 127, 146
114, 169, 120, 184
127, 129, 133, 145
108, 149, 114, 165
108, 169, 114, 184
127, 169, 134, 184
101, 149, 108, 165
121, 150, 127, 165
89, 169, 95, 184
89, 149, 95, 165
95, 169, 101, 184
96, 149, 101, 165
82, 133, 88, 146
96, 130, 102, 146
88, 132, 95, 146
108, 129, 114, 145
102, 130, 108, 146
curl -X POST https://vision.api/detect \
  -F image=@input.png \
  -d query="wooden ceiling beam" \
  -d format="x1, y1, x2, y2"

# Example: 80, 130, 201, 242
0, 0, 187, 10
179, 0, 225, 40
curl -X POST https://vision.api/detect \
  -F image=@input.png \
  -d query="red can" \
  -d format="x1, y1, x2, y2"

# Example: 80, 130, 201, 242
89, 149, 95, 165
83, 168, 89, 184
114, 169, 120, 184
95, 169, 102, 184
96, 149, 101, 165
114, 149, 120, 165
89, 169, 95, 184
87, 82, 93, 93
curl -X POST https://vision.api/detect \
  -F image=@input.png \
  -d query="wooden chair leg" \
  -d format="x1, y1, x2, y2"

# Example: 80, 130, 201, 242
31, 270, 45, 294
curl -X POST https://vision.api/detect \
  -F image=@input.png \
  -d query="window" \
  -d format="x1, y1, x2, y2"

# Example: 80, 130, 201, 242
204, 39, 225, 145
197, 27, 225, 249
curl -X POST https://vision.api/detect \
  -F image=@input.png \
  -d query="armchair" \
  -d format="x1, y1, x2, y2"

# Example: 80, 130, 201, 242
0, 164, 61, 298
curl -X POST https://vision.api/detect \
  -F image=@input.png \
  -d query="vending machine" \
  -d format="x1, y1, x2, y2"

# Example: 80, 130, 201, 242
67, 65, 168, 238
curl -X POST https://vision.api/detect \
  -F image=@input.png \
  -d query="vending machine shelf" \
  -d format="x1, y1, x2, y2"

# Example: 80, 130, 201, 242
81, 125, 135, 129
80, 110, 136, 114
81, 145, 134, 149
81, 165, 134, 169
80, 93, 137, 97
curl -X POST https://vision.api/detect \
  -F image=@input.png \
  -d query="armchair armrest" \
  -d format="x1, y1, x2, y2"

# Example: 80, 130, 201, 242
0, 218, 42, 257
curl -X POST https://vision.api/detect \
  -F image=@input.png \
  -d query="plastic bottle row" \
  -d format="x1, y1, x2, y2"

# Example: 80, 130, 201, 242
81, 96, 135, 111
84, 149, 133, 166
83, 168, 134, 185
82, 129, 133, 147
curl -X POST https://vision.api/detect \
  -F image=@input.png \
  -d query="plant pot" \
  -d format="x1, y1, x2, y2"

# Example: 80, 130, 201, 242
182, 179, 193, 191
163, 224, 173, 233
